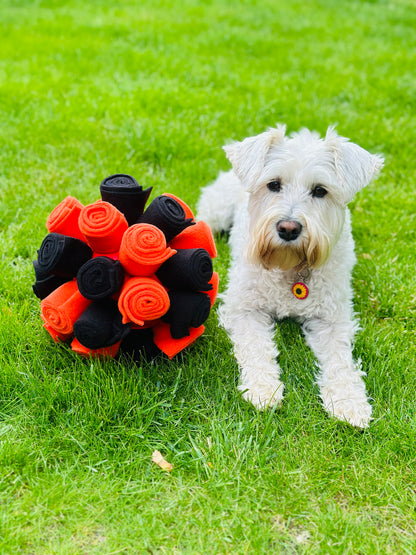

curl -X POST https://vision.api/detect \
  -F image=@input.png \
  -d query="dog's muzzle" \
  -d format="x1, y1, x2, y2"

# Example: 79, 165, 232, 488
276, 220, 303, 242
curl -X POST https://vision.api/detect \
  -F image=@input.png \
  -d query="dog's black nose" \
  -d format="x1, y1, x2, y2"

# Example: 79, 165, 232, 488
277, 220, 302, 242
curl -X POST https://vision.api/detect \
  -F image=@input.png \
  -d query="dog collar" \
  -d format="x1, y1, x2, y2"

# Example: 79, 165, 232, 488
292, 263, 310, 300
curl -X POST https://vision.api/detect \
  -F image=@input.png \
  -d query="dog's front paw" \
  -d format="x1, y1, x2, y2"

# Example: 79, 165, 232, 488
239, 379, 285, 410
321, 391, 372, 429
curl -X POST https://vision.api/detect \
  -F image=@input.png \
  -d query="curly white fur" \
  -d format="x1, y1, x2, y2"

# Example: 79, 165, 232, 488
197, 125, 383, 428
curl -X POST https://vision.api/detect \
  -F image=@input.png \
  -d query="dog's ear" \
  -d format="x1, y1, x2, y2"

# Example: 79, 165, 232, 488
223, 125, 286, 191
325, 127, 384, 203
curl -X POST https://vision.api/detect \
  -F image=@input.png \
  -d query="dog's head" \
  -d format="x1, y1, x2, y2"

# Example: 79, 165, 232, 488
224, 125, 384, 271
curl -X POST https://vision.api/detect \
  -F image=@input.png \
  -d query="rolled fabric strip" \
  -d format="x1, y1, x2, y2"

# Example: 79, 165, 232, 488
43, 323, 73, 343
206, 272, 219, 307
129, 319, 160, 330
41, 280, 91, 335
78, 201, 128, 254
118, 276, 170, 326
100, 174, 153, 225
162, 192, 194, 220
71, 337, 121, 358
93, 252, 119, 261
169, 220, 217, 258
33, 274, 69, 300
120, 328, 162, 362
73, 298, 130, 349
137, 195, 194, 243
156, 248, 213, 292
46, 196, 85, 241
162, 291, 211, 339
36, 233, 93, 279
153, 322, 205, 359
33, 259, 48, 280
77, 256, 125, 301
118, 224, 176, 277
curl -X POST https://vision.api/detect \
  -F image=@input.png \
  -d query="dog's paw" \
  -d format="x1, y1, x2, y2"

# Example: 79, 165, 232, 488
239, 380, 285, 410
321, 393, 372, 429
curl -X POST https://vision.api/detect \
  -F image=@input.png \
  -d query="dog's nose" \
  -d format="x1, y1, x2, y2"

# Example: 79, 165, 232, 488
276, 220, 303, 242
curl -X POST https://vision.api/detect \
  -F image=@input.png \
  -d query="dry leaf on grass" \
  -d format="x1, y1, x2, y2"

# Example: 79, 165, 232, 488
152, 450, 173, 471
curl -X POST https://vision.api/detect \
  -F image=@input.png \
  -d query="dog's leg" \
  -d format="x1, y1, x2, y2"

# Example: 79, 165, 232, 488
221, 308, 284, 409
302, 317, 372, 428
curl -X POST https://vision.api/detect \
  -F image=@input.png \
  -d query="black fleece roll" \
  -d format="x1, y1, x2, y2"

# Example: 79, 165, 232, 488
100, 174, 153, 225
32, 274, 69, 300
137, 195, 194, 243
162, 291, 211, 339
77, 256, 125, 301
156, 248, 213, 292
73, 298, 130, 349
36, 233, 93, 279
33, 259, 49, 280
120, 328, 162, 362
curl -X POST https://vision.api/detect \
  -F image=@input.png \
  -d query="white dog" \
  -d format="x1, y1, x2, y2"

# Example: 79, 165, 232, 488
197, 125, 383, 428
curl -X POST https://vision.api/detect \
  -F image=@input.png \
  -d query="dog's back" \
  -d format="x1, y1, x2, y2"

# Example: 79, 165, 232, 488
196, 170, 244, 234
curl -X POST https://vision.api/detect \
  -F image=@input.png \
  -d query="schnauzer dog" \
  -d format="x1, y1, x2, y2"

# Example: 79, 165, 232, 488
197, 125, 383, 428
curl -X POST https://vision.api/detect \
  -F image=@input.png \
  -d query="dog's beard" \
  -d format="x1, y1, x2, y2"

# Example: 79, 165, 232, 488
246, 215, 331, 271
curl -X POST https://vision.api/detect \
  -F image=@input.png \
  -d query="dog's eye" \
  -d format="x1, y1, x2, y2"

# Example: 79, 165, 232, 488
312, 185, 328, 198
267, 179, 282, 192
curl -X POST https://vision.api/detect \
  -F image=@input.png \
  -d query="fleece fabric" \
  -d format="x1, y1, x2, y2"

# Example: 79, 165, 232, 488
35, 233, 93, 279
137, 195, 194, 243
156, 248, 213, 292
73, 298, 130, 349
162, 291, 211, 339
77, 256, 125, 301
100, 174, 152, 225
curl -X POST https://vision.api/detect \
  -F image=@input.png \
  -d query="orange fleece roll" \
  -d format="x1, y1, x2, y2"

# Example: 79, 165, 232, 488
41, 280, 91, 335
71, 337, 121, 358
118, 276, 170, 326
119, 224, 176, 277
153, 321, 205, 359
206, 272, 219, 307
43, 323, 72, 343
162, 193, 194, 220
46, 196, 85, 241
92, 252, 119, 261
78, 201, 128, 254
169, 220, 217, 258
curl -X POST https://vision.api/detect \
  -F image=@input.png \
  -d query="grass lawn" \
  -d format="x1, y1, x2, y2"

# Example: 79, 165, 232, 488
0, 0, 416, 552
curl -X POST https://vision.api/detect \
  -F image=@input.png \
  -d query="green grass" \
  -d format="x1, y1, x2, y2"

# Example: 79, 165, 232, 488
0, 0, 415, 552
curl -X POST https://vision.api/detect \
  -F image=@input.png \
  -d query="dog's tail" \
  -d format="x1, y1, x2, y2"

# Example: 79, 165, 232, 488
196, 170, 244, 234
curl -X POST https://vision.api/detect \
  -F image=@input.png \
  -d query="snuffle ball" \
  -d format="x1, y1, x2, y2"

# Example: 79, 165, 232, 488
32, 174, 218, 361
